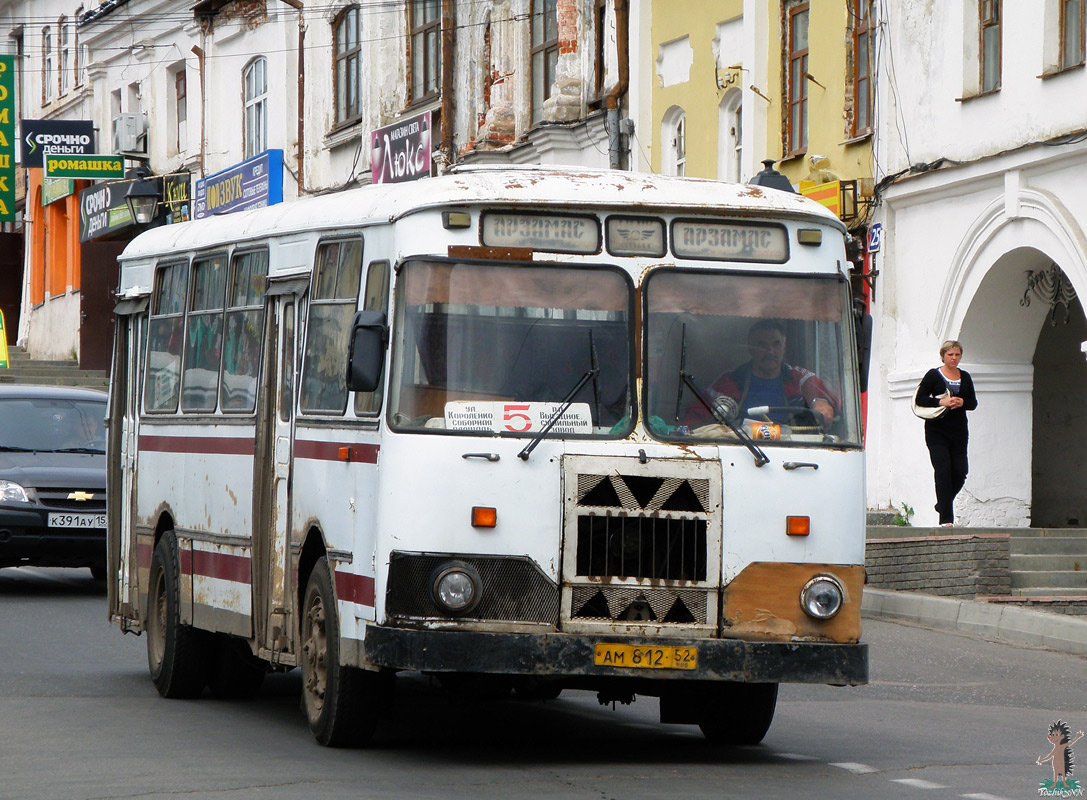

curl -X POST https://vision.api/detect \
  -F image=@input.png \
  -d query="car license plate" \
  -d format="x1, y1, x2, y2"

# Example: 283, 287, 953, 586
594, 643, 698, 670
48, 513, 106, 529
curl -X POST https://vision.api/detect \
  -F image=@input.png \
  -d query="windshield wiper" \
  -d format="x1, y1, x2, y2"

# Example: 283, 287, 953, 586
518, 367, 599, 461
0, 446, 35, 452
51, 446, 105, 454
680, 372, 770, 468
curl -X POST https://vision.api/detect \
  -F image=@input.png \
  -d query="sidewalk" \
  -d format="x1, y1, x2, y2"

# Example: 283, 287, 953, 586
862, 588, 1087, 656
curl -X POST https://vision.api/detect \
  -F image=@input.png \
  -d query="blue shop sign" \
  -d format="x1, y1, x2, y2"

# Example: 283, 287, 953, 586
194, 149, 283, 219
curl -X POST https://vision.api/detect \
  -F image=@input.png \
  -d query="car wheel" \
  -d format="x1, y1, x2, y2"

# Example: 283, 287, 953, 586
146, 530, 210, 698
207, 635, 266, 699
300, 557, 390, 746
697, 682, 778, 745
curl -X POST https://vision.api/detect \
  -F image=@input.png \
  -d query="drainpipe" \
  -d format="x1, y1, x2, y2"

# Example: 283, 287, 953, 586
606, 0, 629, 170
440, 0, 455, 170
190, 44, 205, 176
279, 0, 305, 194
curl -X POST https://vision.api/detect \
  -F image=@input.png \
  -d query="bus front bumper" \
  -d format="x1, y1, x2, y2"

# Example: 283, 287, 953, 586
360, 626, 868, 686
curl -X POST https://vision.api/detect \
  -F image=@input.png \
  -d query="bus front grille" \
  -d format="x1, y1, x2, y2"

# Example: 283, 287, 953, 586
560, 456, 722, 630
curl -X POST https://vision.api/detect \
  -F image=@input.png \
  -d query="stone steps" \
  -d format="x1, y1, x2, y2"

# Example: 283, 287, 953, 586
0, 345, 109, 388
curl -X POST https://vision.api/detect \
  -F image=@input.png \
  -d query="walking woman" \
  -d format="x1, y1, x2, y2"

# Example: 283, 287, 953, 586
915, 340, 978, 526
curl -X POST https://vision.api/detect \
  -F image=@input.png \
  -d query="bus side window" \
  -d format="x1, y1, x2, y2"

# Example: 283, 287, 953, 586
220, 250, 268, 413
181, 254, 228, 413
144, 261, 189, 413
354, 260, 390, 416
300, 239, 364, 415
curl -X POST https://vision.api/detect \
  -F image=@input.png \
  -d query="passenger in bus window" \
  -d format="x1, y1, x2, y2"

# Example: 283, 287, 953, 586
684, 318, 838, 431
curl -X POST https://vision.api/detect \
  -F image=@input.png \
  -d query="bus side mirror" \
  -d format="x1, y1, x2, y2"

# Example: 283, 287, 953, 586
854, 306, 873, 394
346, 310, 388, 393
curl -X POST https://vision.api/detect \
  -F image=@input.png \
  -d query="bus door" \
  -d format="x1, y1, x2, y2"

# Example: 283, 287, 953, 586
107, 298, 146, 626
253, 282, 304, 660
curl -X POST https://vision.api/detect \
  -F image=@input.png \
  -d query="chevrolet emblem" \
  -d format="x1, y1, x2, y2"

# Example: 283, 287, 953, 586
68, 491, 95, 502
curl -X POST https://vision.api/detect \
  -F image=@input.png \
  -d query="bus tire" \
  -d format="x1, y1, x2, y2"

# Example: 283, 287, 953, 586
146, 530, 210, 699
207, 635, 266, 699
697, 682, 778, 746
301, 557, 388, 747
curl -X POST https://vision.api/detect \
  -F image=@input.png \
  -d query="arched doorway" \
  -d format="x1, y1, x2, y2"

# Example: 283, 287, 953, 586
1031, 285, 1086, 527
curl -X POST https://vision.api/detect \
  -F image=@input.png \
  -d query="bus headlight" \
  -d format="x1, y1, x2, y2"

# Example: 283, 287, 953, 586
800, 575, 844, 620
430, 563, 482, 615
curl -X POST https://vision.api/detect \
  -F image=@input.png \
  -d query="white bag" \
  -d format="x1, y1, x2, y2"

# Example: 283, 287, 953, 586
912, 386, 949, 420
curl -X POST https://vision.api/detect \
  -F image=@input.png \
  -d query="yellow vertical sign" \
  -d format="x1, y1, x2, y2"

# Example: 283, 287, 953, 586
0, 55, 14, 222
0, 310, 8, 369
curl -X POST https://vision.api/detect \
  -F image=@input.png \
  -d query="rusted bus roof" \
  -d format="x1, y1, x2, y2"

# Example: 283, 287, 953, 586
119, 166, 845, 263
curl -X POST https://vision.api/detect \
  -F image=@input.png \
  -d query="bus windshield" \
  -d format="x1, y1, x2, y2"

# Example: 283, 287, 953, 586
644, 269, 862, 447
389, 260, 635, 436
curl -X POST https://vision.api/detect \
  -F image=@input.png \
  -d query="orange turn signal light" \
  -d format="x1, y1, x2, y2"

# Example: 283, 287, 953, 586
786, 516, 810, 536
472, 506, 497, 528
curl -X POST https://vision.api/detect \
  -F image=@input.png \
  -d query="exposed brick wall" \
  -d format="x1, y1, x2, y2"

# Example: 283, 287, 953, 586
865, 534, 1011, 598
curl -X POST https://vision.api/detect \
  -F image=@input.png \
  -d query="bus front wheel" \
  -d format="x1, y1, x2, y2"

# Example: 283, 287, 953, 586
146, 530, 210, 698
301, 557, 389, 746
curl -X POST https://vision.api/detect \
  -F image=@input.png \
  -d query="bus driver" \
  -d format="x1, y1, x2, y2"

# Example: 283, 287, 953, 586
685, 319, 838, 431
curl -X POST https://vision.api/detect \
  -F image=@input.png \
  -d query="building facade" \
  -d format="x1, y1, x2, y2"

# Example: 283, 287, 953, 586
867, 0, 1087, 527
4, 0, 630, 365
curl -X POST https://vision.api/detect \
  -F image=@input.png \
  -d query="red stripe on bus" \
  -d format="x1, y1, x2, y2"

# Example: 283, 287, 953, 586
189, 550, 253, 584
294, 439, 379, 463
335, 571, 376, 606
140, 434, 256, 456
137, 541, 153, 570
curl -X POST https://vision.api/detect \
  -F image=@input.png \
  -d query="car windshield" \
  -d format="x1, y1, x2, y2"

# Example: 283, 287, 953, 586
388, 260, 634, 436
644, 269, 862, 447
0, 397, 107, 453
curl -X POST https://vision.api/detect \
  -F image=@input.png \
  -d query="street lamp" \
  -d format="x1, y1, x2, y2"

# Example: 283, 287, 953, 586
124, 169, 162, 226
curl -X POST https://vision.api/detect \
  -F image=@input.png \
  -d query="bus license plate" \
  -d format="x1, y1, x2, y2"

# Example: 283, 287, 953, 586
48, 513, 106, 529
594, 644, 698, 670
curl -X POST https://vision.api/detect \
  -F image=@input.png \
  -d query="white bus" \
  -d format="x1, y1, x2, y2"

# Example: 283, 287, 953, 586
106, 165, 870, 747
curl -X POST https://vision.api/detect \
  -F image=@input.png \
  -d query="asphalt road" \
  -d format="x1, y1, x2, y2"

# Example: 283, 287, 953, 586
1, 566, 1083, 800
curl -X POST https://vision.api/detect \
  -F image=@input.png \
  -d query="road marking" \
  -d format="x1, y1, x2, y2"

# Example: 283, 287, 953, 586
830, 762, 878, 774
776, 753, 819, 761
892, 778, 948, 789
961, 794, 1013, 800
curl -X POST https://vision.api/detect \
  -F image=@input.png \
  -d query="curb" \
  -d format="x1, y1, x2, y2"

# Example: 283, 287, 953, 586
861, 588, 1087, 656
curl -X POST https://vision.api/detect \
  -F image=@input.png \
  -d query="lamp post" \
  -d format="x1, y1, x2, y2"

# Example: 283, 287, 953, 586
124, 168, 162, 226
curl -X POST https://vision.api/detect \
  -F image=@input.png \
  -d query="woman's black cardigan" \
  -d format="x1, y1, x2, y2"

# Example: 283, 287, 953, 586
915, 367, 977, 433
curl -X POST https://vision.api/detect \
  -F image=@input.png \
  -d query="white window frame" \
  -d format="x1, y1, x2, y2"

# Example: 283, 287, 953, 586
717, 90, 742, 183
243, 57, 268, 160
662, 106, 686, 177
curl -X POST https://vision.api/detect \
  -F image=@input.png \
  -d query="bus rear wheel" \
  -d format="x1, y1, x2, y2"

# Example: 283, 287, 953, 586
146, 530, 210, 698
301, 557, 389, 746
697, 682, 778, 745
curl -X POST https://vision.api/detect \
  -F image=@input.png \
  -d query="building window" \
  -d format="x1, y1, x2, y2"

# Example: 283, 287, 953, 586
980, 0, 1001, 93
409, 0, 440, 104
59, 17, 70, 95
1061, 0, 1086, 69
786, 3, 809, 155
42, 26, 54, 104
334, 5, 361, 124
173, 66, 187, 153
243, 57, 268, 159
531, 0, 558, 121
74, 6, 83, 86
718, 90, 742, 183
594, 0, 608, 96
851, 0, 875, 136
662, 106, 686, 177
